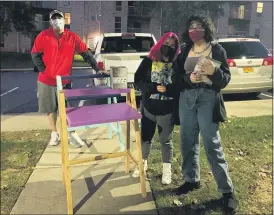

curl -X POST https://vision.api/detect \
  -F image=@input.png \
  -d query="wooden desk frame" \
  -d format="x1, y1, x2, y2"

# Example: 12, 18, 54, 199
58, 88, 147, 214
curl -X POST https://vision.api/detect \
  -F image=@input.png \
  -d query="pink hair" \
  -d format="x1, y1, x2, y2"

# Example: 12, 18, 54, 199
148, 32, 181, 62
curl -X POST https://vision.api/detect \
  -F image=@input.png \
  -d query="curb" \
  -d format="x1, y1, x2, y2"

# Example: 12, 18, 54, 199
1, 67, 91, 72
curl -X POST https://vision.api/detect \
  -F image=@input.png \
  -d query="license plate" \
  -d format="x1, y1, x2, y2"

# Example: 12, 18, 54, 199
243, 67, 254, 73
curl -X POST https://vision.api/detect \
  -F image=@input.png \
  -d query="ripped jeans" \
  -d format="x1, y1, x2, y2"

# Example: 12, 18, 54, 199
179, 88, 234, 193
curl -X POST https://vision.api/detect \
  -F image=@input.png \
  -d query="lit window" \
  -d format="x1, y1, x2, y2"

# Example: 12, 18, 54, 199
64, 12, 71, 25
238, 5, 245, 19
257, 2, 263, 13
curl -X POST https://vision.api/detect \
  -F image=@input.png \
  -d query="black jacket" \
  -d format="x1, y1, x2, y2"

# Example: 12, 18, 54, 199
175, 42, 230, 123
134, 57, 180, 122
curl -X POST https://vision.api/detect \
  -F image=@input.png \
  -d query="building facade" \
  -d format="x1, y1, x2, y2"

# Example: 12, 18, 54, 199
1, 1, 272, 53
1, 1, 161, 52
216, 1, 273, 49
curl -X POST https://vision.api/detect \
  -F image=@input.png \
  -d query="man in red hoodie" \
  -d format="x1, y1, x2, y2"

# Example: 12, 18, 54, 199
31, 10, 104, 146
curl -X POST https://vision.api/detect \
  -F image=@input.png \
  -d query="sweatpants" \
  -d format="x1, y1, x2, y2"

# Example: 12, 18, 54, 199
141, 107, 174, 163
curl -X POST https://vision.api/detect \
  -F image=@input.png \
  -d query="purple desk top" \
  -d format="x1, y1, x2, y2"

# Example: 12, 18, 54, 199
66, 103, 142, 128
63, 87, 130, 98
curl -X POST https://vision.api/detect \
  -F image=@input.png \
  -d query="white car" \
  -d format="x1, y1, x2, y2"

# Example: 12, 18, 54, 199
216, 37, 273, 97
91, 33, 157, 94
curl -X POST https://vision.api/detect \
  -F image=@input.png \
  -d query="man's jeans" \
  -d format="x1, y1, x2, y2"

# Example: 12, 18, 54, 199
179, 88, 234, 193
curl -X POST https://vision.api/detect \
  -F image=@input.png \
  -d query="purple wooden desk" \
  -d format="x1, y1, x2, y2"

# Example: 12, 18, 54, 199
58, 88, 147, 215
66, 103, 141, 128
63, 87, 130, 101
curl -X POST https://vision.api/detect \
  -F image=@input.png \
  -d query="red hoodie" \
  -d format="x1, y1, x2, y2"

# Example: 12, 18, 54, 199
31, 28, 88, 86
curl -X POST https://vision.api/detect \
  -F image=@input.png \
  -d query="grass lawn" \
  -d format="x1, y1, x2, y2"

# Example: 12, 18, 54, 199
1, 130, 50, 214
147, 116, 273, 215
1, 52, 89, 69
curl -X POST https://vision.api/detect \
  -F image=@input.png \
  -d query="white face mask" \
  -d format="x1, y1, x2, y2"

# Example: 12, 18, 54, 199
51, 18, 65, 30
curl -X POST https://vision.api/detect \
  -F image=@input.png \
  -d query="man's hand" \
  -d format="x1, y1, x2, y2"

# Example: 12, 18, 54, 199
200, 58, 216, 76
98, 70, 110, 75
190, 72, 203, 83
157, 85, 166, 93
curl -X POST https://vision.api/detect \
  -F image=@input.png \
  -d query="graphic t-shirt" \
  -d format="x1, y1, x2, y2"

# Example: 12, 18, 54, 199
150, 61, 174, 100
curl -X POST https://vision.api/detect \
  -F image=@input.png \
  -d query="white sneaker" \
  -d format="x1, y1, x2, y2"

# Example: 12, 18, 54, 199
161, 163, 172, 185
49, 131, 59, 146
132, 160, 148, 178
70, 132, 85, 146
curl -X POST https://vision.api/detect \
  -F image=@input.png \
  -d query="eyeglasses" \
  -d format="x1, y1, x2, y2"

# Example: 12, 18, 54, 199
189, 23, 204, 30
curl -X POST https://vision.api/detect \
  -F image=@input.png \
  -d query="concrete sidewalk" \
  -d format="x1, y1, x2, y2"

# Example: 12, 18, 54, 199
10, 125, 158, 214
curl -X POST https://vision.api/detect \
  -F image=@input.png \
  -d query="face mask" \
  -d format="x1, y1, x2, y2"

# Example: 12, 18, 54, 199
160, 45, 176, 60
189, 29, 205, 43
51, 18, 65, 30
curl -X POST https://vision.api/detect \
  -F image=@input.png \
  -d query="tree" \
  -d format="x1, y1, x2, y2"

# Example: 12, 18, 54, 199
154, 1, 225, 36
0, 2, 36, 37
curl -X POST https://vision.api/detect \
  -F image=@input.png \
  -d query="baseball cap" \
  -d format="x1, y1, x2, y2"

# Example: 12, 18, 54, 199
49, 10, 64, 19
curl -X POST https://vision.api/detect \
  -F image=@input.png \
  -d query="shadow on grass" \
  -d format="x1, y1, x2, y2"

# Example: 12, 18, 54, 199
152, 187, 226, 215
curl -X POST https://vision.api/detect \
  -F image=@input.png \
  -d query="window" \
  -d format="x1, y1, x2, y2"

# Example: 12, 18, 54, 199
257, 2, 263, 13
128, 1, 135, 7
238, 5, 245, 19
115, 17, 121, 33
116, 1, 122, 11
219, 41, 268, 59
257, 2, 263, 17
64, 12, 71, 25
101, 36, 154, 53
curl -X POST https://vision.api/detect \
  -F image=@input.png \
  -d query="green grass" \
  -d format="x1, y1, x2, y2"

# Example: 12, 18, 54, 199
1, 52, 89, 69
147, 116, 273, 215
1, 130, 50, 214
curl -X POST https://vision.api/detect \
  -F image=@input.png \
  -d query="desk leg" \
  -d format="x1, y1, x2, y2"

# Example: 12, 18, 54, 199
125, 120, 130, 173
59, 91, 73, 214
133, 119, 147, 198
107, 97, 113, 139
62, 131, 73, 214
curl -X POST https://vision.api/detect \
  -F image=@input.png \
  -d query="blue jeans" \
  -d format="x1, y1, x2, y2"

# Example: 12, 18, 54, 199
179, 88, 234, 193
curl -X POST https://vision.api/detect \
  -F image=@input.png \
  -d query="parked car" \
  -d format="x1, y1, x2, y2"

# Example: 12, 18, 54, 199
216, 37, 273, 97
91, 33, 157, 95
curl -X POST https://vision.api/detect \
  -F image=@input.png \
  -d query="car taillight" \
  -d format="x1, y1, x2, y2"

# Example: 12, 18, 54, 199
262, 57, 273, 66
227, 59, 236, 67
98, 61, 104, 70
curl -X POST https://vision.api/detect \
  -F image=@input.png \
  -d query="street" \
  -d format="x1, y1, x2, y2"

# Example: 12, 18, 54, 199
1, 69, 96, 114
1, 69, 273, 114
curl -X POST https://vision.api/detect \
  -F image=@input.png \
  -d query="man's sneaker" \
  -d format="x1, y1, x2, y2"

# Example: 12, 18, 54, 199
223, 192, 238, 213
162, 163, 172, 185
70, 132, 85, 146
175, 181, 201, 195
132, 160, 148, 178
49, 131, 59, 146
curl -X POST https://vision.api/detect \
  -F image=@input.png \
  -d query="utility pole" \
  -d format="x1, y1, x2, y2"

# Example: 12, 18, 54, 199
96, 1, 102, 34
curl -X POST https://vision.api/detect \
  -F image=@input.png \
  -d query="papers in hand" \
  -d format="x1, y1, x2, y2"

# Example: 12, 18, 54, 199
189, 56, 222, 86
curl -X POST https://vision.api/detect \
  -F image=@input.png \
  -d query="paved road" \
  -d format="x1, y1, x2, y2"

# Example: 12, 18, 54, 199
1, 70, 96, 114
1, 70, 273, 114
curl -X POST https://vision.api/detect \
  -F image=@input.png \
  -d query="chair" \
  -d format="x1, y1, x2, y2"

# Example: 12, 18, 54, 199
57, 74, 147, 214
56, 74, 124, 150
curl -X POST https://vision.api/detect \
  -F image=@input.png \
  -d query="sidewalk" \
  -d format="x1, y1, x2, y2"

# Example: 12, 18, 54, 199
1, 99, 272, 214
9, 125, 157, 214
